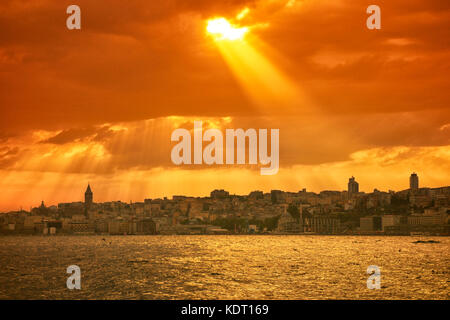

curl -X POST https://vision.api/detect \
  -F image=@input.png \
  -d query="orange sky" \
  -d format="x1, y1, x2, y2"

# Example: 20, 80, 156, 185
0, 0, 449, 211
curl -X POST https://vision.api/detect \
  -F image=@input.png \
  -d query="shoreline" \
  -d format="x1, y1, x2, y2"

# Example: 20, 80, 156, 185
0, 233, 448, 237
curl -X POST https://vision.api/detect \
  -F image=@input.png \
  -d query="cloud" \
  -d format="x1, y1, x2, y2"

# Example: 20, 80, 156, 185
1, 112, 448, 174
0, 0, 449, 133
40, 126, 115, 144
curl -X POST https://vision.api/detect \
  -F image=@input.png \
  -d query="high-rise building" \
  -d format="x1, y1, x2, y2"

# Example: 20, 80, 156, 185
348, 176, 359, 196
410, 172, 419, 191
85, 184, 93, 207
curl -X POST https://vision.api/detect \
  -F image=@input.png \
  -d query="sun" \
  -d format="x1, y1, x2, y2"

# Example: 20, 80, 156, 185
206, 18, 248, 41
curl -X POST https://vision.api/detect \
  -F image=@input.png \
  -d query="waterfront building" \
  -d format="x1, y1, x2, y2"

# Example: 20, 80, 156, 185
303, 217, 340, 234
276, 205, 301, 233
108, 219, 130, 235
382, 215, 402, 232
360, 216, 382, 232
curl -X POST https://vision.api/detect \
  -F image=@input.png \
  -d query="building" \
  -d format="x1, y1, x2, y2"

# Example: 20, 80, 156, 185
136, 219, 157, 234
271, 190, 285, 203
407, 211, 449, 235
409, 194, 432, 208
108, 219, 130, 235
94, 220, 109, 233
407, 214, 423, 226
85, 184, 93, 208
276, 205, 301, 233
360, 216, 382, 232
70, 221, 92, 234
348, 177, 359, 197
210, 189, 229, 199
382, 215, 402, 231
248, 191, 264, 200
410, 173, 419, 191
303, 217, 340, 234
23, 216, 43, 234
422, 209, 448, 225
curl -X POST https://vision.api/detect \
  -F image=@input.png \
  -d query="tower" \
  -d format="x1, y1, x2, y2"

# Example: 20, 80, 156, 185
85, 184, 93, 207
410, 172, 419, 191
348, 176, 359, 196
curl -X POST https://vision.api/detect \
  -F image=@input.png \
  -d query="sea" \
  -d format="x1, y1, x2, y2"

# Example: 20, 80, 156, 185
0, 235, 448, 299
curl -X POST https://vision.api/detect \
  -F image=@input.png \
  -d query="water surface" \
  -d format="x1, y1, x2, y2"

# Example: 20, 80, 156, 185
0, 235, 448, 299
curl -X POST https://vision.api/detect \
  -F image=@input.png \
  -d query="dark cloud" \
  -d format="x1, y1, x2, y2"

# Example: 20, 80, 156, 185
0, 146, 20, 168
0, 0, 449, 134
40, 126, 115, 144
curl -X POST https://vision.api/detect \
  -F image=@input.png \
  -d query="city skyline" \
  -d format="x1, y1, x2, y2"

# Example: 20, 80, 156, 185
4, 172, 449, 213
2, 173, 448, 237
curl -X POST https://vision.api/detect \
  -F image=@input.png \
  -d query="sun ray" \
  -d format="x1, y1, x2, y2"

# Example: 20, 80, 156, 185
206, 15, 309, 114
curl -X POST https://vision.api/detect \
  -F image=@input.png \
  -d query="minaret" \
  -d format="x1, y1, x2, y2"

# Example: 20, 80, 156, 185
85, 184, 93, 208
